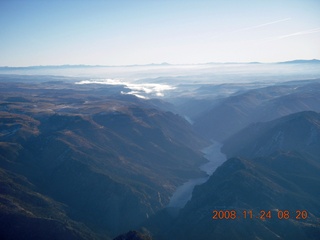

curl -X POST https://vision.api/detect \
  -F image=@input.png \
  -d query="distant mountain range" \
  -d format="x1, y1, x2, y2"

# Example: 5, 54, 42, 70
0, 63, 171, 70
0, 59, 319, 69
277, 59, 320, 64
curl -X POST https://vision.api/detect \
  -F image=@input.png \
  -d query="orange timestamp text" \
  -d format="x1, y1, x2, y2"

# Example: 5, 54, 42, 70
212, 209, 308, 220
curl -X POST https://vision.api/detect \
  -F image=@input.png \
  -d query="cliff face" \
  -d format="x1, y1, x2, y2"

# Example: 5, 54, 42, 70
0, 81, 208, 239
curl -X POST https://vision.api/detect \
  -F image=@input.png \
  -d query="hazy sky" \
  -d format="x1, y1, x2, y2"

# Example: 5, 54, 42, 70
1, 0, 320, 66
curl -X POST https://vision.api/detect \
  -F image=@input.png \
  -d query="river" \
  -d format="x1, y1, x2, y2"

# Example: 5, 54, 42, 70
168, 141, 227, 208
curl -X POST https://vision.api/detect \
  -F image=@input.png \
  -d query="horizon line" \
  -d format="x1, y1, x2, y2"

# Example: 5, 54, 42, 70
1, 59, 320, 68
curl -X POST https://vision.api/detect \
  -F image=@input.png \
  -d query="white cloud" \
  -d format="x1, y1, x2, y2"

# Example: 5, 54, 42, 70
75, 79, 124, 85
75, 79, 175, 99
121, 91, 147, 99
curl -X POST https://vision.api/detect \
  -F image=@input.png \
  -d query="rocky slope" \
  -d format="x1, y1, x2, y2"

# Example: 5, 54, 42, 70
222, 111, 320, 159
194, 80, 320, 141
0, 80, 208, 239
143, 111, 320, 240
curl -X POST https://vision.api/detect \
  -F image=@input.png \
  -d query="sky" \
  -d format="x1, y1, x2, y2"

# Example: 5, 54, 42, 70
1, 0, 320, 66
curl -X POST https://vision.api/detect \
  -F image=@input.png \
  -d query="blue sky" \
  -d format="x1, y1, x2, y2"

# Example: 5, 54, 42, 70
1, 0, 320, 66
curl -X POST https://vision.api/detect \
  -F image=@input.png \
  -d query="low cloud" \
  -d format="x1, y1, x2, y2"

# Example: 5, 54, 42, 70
75, 79, 175, 99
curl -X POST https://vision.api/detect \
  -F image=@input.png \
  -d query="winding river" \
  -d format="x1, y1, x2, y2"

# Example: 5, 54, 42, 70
168, 141, 227, 208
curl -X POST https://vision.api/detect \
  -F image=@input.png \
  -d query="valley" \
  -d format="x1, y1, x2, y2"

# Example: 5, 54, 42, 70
168, 141, 226, 209
0, 79, 208, 239
1, 62, 320, 239
146, 111, 320, 240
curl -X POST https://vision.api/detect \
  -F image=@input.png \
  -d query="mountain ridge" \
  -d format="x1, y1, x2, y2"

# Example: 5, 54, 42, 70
194, 81, 320, 141
222, 110, 320, 159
